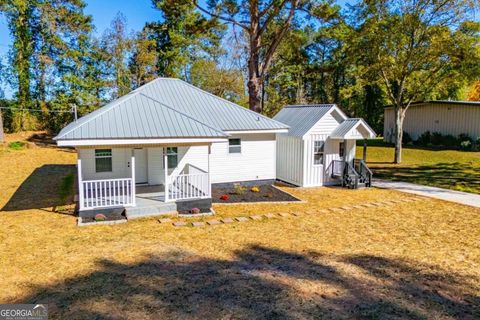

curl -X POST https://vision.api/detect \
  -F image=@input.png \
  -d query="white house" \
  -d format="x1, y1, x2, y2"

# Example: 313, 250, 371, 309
274, 104, 376, 188
55, 78, 289, 217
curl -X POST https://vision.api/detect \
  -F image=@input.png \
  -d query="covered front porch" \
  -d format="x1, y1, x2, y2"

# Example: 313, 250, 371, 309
76, 145, 212, 212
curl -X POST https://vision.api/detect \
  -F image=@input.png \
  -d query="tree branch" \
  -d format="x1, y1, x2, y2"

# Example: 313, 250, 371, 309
193, 1, 250, 31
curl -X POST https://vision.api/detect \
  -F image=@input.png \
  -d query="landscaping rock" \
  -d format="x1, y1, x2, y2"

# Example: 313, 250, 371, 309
341, 206, 353, 210
220, 218, 234, 224
192, 221, 205, 227
291, 212, 303, 216
159, 218, 172, 224
250, 215, 263, 220
235, 217, 249, 222
278, 212, 290, 217
263, 213, 276, 218
207, 220, 222, 225
173, 221, 187, 227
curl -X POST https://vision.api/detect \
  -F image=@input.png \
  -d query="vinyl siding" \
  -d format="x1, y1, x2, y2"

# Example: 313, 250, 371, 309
77, 148, 131, 181
276, 134, 304, 186
209, 133, 277, 183
384, 104, 480, 142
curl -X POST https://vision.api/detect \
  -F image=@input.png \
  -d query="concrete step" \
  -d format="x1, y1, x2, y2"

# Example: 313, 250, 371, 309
126, 201, 177, 219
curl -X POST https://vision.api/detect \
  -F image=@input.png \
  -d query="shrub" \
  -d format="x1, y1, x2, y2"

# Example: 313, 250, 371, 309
220, 194, 229, 201
416, 131, 431, 146
458, 133, 472, 143
402, 131, 413, 145
250, 186, 260, 193
460, 140, 472, 151
8, 141, 26, 150
264, 192, 273, 198
430, 132, 444, 145
190, 207, 200, 214
233, 183, 246, 195
442, 134, 458, 147
94, 213, 106, 221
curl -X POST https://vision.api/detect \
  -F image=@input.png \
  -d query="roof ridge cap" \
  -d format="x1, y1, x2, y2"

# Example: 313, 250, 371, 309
176, 79, 288, 128
139, 93, 228, 136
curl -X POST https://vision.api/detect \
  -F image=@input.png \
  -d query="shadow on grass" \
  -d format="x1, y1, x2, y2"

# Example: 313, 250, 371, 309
22, 245, 478, 319
1, 164, 76, 212
371, 162, 480, 194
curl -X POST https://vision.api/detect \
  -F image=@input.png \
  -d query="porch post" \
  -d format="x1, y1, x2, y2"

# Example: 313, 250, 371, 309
207, 144, 211, 197
77, 158, 84, 211
362, 139, 367, 161
164, 147, 169, 202
131, 155, 136, 206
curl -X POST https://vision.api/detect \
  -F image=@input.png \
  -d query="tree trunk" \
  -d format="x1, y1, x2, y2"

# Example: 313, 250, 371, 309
0, 110, 4, 143
393, 105, 405, 164
247, 74, 262, 113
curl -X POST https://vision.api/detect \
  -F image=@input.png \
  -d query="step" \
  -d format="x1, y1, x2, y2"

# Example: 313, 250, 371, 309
126, 201, 177, 219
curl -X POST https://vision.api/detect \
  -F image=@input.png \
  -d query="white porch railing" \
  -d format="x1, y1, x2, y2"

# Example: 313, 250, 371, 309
80, 178, 135, 210
168, 172, 210, 201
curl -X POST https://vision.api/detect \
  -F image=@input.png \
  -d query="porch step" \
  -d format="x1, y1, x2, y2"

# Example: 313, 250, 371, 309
125, 201, 177, 219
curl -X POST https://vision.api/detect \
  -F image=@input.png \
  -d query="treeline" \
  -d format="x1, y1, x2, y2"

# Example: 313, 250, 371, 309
0, 0, 479, 139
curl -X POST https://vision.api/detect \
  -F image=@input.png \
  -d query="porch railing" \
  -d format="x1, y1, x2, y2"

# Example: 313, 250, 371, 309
80, 178, 135, 210
168, 171, 210, 201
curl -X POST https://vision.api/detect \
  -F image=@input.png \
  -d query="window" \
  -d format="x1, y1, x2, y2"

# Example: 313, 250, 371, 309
339, 142, 345, 158
95, 149, 112, 172
228, 138, 241, 153
313, 141, 324, 165
166, 147, 178, 168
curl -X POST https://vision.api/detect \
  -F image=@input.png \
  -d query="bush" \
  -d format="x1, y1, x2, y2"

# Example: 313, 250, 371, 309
94, 213, 106, 221
430, 132, 444, 145
460, 140, 472, 151
190, 207, 200, 214
233, 183, 246, 195
442, 134, 458, 147
8, 141, 26, 150
458, 133, 472, 143
250, 186, 260, 193
416, 131, 431, 146
402, 131, 413, 144
220, 194, 229, 201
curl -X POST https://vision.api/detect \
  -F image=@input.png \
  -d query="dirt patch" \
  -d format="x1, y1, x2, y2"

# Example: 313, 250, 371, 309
212, 184, 301, 203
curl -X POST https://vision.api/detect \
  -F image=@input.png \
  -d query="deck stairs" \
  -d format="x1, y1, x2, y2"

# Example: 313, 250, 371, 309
331, 159, 372, 189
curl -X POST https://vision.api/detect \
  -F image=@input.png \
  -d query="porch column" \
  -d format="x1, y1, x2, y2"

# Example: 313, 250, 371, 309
362, 139, 367, 161
207, 145, 211, 197
131, 155, 136, 206
77, 158, 84, 211
164, 147, 169, 202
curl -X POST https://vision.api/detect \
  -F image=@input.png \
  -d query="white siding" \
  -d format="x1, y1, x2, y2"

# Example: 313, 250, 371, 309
276, 134, 304, 186
384, 104, 480, 143
147, 147, 163, 185
77, 147, 131, 181
209, 133, 277, 183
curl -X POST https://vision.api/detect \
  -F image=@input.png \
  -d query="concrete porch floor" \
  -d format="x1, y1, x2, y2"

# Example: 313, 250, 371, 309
126, 185, 177, 219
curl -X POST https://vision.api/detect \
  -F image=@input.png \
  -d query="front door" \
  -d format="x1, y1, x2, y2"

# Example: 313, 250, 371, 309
339, 141, 346, 161
133, 148, 148, 184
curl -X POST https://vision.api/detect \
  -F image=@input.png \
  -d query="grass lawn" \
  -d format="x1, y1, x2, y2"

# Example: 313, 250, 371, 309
1, 133, 479, 319
357, 140, 480, 194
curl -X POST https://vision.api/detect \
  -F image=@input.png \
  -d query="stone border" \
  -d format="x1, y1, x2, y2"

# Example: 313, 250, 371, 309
165, 196, 426, 228
77, 216, 128, 227
178, 208, 216, 218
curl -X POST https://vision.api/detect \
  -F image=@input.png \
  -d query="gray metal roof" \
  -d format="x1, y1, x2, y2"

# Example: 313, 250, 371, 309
56, 92, 228, 140
329, 118, 376, 139
273, 104, 336, 137
56, 78, 288, 141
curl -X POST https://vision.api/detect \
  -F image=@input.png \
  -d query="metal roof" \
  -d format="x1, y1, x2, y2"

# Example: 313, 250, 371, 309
56, 92, 228, 140
273, 104, 336, 137
56, 78, 288, 141
329, 118, 376, 139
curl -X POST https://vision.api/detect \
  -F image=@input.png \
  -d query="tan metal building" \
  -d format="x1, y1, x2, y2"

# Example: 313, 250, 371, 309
384, 101, 480, 143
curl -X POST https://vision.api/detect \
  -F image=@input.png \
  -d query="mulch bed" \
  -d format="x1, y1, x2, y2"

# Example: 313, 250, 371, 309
80, 209, 127, 223
212, 184, 301, 204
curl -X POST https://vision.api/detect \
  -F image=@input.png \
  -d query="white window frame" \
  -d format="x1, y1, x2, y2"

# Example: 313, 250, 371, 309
95, 149, 113, 173
228, 138, 241, 154
313, 141, 324, 166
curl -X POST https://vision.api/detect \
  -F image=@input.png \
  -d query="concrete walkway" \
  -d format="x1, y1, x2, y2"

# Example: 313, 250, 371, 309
374, 179, 480, 208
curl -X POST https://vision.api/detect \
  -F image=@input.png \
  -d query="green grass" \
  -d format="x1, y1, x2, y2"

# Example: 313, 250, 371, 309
357, 140, 480, 194
8, 141, 26, 150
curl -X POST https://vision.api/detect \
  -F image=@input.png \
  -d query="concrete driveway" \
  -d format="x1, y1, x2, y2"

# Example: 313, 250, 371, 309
374, 179, 480, 208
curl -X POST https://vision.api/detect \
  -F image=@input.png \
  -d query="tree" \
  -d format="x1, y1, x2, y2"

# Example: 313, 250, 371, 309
129, 28, 158, 89
1, 0, 34, 130
350, 0, 480, 163
148, 0, 224, 79
194, 0, 338, 113
101, 13, 133, 98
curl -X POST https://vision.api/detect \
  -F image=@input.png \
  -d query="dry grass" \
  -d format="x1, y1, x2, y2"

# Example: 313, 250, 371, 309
1, 133, 479, 319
